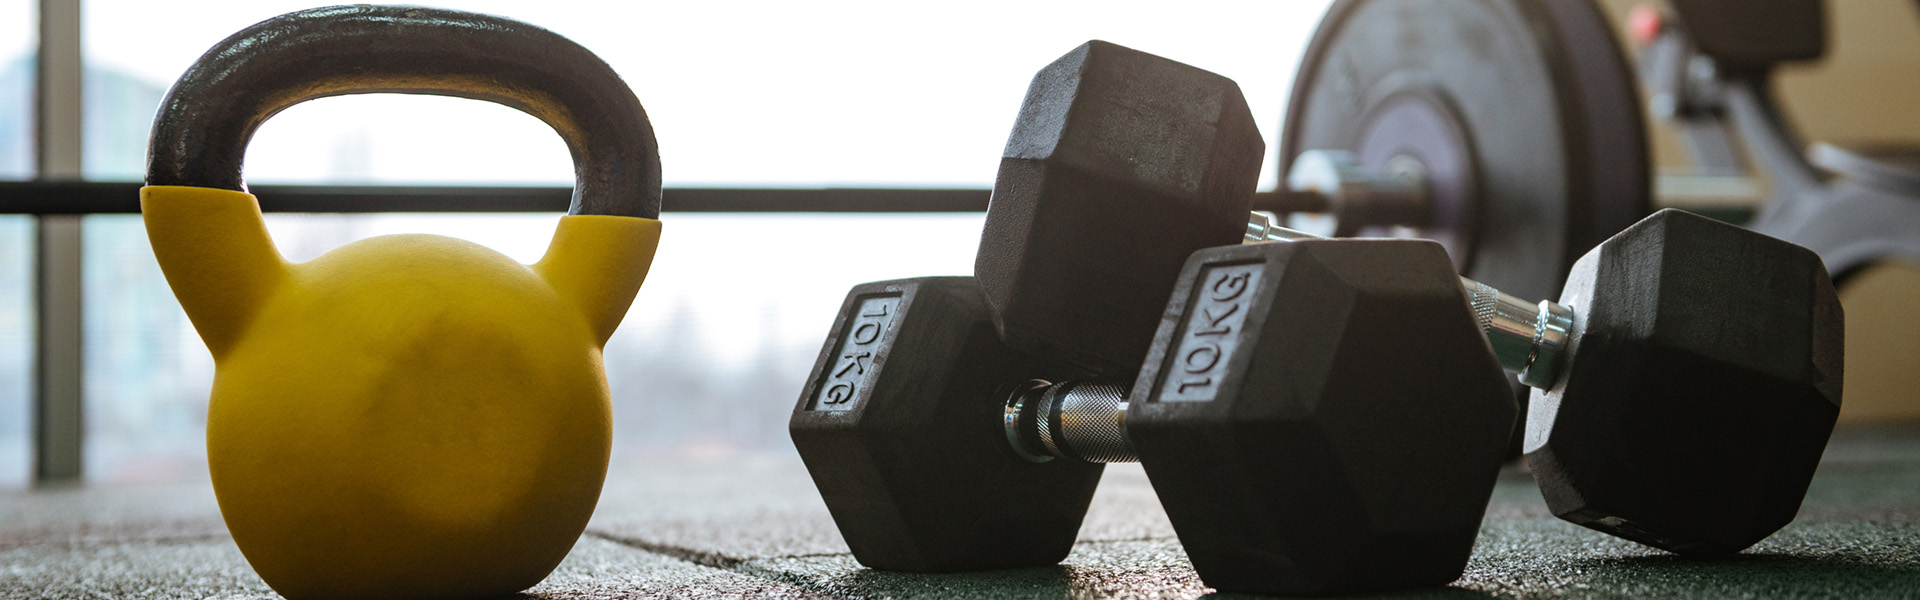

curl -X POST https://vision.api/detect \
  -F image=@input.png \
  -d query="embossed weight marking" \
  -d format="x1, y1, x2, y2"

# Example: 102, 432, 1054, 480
1159, 263, 1261, 402
811, 295, 899, 411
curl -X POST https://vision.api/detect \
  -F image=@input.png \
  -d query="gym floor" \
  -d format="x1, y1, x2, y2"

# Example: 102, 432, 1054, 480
2, 425, 1914, 599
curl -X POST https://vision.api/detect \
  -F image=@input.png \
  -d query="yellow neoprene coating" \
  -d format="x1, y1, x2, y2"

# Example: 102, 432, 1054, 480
140, 185, 660, 600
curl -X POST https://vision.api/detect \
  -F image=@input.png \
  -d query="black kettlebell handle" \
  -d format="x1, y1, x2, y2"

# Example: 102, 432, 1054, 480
146, 5, 661, 219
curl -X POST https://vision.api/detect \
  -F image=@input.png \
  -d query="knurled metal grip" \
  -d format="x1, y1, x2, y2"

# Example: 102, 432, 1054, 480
1003, 380, 1138, 464
1463, 278, 1573, 387
145, 5, 661, 218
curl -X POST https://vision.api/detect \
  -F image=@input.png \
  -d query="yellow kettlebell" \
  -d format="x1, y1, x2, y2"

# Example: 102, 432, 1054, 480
140, 6, 660, 599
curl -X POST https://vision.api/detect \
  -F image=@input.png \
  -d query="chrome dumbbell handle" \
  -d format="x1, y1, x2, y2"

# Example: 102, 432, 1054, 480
1004, 380, 1137, 464
1245, 212, 1573, 388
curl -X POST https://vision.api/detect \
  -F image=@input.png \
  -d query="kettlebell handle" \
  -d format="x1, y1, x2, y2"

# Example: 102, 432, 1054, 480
146, 5, 661, 219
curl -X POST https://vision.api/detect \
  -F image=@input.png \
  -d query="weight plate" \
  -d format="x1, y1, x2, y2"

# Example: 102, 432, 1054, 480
1279, 0, 1650, 302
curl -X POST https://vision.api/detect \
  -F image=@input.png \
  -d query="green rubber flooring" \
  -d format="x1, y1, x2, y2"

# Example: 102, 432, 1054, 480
4, 425, 1916, 599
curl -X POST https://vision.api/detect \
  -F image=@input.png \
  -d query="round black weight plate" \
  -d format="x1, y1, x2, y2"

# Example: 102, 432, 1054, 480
1279, 0, 1650, 302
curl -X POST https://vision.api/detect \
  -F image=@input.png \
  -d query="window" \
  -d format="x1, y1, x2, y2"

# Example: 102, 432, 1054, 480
6, 0, 1333, 485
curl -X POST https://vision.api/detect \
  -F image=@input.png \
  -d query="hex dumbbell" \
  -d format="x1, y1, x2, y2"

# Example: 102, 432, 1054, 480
1263, 207, 1839, 555
975, 40, 1261, 376
979, 41, 1843, 557
793, 41, 1518, 596
790, 277, 1101, 573
792, 39, 1257, 575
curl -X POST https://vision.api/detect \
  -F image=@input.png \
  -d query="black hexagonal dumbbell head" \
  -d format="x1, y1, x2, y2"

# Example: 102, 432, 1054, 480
1527, 209, 1844, 555
976, 40, 1265, 374
788, 277, 1102, 571
1119, 239, 1518, 595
